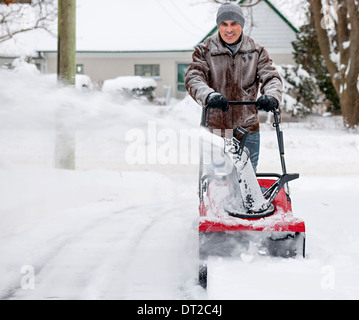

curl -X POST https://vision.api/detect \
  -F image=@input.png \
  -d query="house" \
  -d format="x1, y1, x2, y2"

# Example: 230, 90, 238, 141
0, 0, 304, 99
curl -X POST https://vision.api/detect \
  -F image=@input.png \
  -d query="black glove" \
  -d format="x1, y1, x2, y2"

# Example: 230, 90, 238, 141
257, 95, 278, 112
206, 92, 229, 112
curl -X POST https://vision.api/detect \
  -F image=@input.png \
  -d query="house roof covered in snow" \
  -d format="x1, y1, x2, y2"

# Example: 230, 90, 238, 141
0, 0, 307, 57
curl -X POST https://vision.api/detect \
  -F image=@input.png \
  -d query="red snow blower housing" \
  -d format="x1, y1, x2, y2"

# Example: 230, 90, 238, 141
198, 101, 306, 288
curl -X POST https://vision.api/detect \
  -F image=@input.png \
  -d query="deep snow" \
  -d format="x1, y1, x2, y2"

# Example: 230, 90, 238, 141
1, 66, 359, 300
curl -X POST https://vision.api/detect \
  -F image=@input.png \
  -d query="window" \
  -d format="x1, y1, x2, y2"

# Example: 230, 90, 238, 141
76, 64, 84, 74
177, 63, 188, 92
135, 64, 160, 77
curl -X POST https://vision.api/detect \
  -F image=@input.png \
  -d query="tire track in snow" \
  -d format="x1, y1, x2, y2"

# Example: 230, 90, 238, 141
2, 200, 193, 299
112, 201, 198, 299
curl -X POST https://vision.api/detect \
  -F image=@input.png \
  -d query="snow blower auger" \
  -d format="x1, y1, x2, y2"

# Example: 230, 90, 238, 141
197, 101, 306, 289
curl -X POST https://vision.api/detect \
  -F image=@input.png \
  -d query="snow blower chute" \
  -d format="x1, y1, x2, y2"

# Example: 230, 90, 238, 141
198, 101, 306, 289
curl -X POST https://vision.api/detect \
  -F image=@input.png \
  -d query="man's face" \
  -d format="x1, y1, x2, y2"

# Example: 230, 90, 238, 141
219, 20, 242, 45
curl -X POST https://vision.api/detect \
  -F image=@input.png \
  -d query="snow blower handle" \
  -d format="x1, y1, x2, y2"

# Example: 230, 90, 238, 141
228, 101, 259, 106
201, 101, 258, 127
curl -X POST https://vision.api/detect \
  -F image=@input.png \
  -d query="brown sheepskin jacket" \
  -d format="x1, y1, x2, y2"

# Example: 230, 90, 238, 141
185, 32, 283, 135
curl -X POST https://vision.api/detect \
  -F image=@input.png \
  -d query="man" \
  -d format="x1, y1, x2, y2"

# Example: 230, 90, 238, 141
185, 2, 282, 172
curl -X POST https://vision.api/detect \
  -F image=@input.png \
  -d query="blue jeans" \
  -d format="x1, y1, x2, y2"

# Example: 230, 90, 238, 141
244, 131, 260, 173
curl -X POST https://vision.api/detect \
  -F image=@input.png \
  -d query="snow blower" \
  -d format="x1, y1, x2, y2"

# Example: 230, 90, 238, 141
197, 101, 306, 289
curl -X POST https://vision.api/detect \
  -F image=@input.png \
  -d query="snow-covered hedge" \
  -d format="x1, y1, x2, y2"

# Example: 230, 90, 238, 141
5, 57, 40, 74
102, 76, 157, 101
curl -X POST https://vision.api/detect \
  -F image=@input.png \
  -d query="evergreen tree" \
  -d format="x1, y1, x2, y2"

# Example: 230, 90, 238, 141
291, 11, 340, 114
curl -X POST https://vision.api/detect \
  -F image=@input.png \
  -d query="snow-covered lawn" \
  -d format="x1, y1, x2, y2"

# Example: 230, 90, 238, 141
1, 68, 359, 300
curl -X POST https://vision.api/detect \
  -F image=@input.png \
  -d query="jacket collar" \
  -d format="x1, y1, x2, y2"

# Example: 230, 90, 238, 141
209, 32, 256, 56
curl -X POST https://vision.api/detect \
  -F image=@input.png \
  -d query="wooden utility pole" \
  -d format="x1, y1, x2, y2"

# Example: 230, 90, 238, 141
55, 0, 76, 169
57, 0, 76, 85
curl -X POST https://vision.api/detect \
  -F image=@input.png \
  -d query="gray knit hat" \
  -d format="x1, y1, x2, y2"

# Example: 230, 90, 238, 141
216, 2, 245, 28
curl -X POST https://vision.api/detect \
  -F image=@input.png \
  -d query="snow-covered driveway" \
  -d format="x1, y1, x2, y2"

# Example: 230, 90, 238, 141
0, 168, 200, 300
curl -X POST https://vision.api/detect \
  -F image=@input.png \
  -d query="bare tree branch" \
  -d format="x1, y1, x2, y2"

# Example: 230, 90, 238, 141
0, 0, 57, 44
345, 0, 359, 86
211, 0, 263, 7
337, 0, 349, 72
310, 0, 359, 128
310, 0, 340, 93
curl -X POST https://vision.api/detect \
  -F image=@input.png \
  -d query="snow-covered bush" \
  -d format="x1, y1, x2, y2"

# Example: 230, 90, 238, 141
3, 56, 40, 74
4, 57, 94, 91
102, 76, 157, 101
42, 73, 94, 91
277, 64, 319, 117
